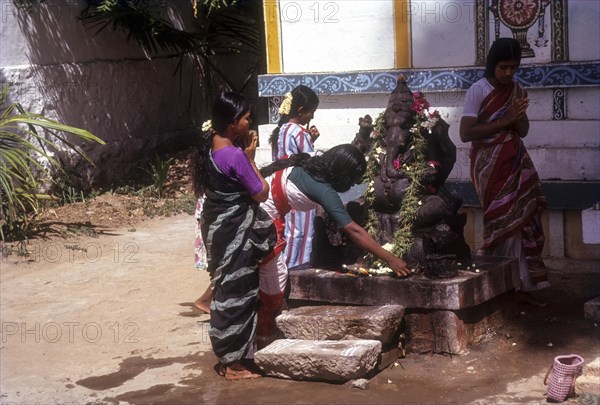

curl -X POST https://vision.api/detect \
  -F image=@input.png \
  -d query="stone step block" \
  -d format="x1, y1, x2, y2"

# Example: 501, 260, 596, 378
255, 339, 382, 382
276, 305, 404, 347
575, 375, 600, 397
584, 296, 600, 322
584, 357, 600, 379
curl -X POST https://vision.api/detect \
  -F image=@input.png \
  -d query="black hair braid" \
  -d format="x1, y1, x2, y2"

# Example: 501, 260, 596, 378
260, 153, 311, 178
192, 130, 215, 197
269, 114, 290, 152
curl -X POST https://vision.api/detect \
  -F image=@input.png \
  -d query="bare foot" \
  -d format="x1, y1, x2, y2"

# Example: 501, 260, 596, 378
222, 361, 262, 380
194, 286, 213, 314
193, 297, 210, 314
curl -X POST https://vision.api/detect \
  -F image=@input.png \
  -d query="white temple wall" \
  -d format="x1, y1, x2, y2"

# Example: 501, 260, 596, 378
411, 0, 477, 68
568, 0, 600, 61
279, 0, 396, 72
0, 0, 205, 187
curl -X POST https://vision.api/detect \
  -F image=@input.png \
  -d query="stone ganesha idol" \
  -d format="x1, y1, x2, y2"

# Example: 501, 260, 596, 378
309, 77, 471, 276
366, 77, 471, 274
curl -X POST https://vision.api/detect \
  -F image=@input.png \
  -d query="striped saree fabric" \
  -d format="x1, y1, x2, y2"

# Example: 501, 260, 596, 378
470, 81, 548, 289
201, 156, 276, 365
470, 81, 546, 251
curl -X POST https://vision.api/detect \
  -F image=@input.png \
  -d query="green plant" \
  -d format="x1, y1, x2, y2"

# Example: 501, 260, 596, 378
60, 185, 86, 205
195, 0, 240, 14
146, 155, 174, 199
139, 191, 196, 218
0, 90, 105, 240
53, 172, 87, 205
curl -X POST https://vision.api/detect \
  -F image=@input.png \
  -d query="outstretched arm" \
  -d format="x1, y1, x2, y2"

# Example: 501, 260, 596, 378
341, 221, 411, 277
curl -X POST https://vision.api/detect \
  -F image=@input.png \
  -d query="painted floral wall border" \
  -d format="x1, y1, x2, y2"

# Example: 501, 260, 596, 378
259, 62, 599, 96
259, 62, 599, 123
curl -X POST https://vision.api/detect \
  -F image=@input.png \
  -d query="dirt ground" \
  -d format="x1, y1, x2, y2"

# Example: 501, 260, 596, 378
1, 191, 600, 404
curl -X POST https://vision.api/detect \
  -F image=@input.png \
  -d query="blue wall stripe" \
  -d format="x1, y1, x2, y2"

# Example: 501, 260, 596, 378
258, 62, 600, 96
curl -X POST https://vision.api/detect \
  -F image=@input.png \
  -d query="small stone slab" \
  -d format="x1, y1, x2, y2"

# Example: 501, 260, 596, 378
576, 357, 600, 397
575, 375, 600, 397
255, 339, 382, 382
584, 296, 600, 322
276, 305, 404, 347
288, 255, 518, 310
585, 357, 600, 378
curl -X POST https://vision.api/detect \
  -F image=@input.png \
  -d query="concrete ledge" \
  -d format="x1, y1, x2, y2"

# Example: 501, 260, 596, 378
288, 256, 518, 310
447, 180, 600, 210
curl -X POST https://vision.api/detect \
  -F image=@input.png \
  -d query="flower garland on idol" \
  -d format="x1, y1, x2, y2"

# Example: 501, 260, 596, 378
362, 91, 442, 272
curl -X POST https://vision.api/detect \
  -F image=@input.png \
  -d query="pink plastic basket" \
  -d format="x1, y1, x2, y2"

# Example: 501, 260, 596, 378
544, 354, 584, 402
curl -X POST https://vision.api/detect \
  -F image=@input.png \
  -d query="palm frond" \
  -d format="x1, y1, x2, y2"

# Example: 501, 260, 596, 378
80, 3, 204, 56
1, 97, 104, 241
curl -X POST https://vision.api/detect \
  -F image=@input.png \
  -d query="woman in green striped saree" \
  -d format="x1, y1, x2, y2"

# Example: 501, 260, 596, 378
193, 92, 276, 380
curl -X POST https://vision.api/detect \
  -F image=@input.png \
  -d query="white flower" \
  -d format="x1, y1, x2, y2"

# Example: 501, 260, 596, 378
382, 243, 394, 251
201, 120, 212, 132
368, 267, 393, 276
278, 92, 293, 115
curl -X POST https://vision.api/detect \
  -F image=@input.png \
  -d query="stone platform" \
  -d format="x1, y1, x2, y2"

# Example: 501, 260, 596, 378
287, 255, 519, 354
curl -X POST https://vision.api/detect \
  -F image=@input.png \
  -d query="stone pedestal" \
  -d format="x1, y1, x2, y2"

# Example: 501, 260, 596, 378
287, 256, 518, 354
